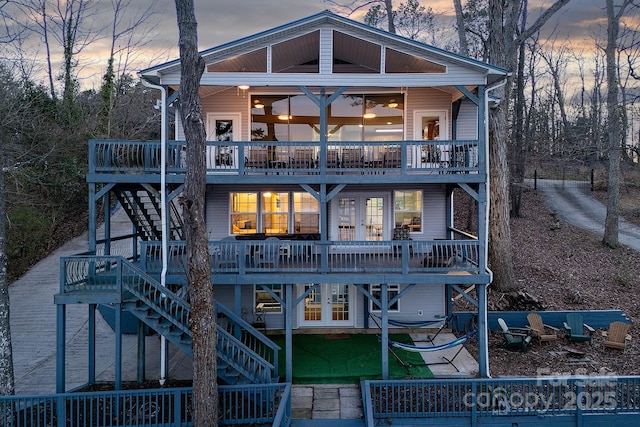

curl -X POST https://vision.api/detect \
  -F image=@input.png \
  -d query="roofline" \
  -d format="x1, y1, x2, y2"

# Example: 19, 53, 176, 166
139, 9, 508, 81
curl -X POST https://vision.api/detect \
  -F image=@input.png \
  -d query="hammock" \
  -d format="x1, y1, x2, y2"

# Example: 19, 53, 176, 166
388, 330, 477, 353
371, 314, 452, 329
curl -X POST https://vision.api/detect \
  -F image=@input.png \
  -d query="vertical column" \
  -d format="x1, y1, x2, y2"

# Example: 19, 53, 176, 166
88, 183, 97, 253
88, 304, 96, 384
381, 284, 388, 380
137, 320, 146, 384
285, 284, 293, 383
115, 303, 122, 390
477, 284, 489, 377
56, 304, 66, 393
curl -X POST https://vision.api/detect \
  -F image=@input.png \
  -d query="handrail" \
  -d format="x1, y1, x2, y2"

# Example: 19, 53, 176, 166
89, 139, 480, 176
215, 302, 281, 378
363, 376, 640, 421
140, 238, 481, 275
0, 383, 291, 426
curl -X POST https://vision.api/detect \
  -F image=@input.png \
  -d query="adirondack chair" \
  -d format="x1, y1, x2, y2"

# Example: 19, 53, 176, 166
497, 318, 532, 351
563, 313, 595, 342
526, 313, 559, 344
213, 236, 239, 269
603, 321, 631, 351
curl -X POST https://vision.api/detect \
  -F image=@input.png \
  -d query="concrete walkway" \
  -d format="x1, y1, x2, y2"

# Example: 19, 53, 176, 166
9, 209, 191, 395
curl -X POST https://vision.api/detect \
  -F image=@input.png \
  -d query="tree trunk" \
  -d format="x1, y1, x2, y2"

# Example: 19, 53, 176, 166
174, 1, 218, 426
603, 0, 625, 248
0, 159, 15, 398
452, 0, 468, 56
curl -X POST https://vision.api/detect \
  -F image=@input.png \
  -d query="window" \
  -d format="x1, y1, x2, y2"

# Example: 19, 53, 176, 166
394, 190, 422, 233
255, 284, 282, 313
231, 193, 257, 234
370, 284, 400, 312
262, 192, 289, 234
293, 192, 319, 234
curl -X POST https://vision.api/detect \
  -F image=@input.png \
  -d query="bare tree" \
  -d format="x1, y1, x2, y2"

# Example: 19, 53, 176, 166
324, 0, 396, 33
456, 0, 571, 292
603, 0, 638, 247
174, 0, 218, 425
99, 0, 159, 137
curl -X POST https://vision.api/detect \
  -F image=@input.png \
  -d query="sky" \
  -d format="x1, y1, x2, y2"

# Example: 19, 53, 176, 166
6, 0, 624, 91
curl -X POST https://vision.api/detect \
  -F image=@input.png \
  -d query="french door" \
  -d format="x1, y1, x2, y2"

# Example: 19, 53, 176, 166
298, 284, 353, 327
335, 194, 387, 241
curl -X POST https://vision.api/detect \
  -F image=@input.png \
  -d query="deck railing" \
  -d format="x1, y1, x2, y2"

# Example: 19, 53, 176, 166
89, 139, 480, 176
0, 383, 291, 427
140, 239, 480, 275
362, 377, 640, 426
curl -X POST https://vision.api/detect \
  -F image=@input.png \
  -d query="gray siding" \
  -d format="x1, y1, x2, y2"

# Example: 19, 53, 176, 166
456, 99, 478, 140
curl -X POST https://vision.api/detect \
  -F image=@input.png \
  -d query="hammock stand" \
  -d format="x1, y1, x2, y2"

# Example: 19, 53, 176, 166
370, 313, 476, 373
388, 330, 477, 372
371, 313, 455, 344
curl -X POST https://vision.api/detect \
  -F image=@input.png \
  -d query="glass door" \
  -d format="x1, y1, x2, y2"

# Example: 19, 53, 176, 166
299, 284, 353, 327
206, 113, 240, 170
336, 194, 387, 241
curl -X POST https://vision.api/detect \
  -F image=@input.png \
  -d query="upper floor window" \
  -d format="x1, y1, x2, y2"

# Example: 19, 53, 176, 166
394, 190, 422, 233
230, 191, 320, 235
231, 192, 257, 234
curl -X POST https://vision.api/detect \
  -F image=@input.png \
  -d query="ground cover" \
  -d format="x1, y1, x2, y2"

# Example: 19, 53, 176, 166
458, 182, 640, 378
270, 333, 433, 384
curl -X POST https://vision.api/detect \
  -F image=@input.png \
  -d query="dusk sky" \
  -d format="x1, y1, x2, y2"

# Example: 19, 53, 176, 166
10, 0, 625, 90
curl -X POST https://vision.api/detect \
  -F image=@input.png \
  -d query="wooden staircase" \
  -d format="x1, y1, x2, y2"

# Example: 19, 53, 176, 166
117, 261, 279, 385
115, 183, 184, 241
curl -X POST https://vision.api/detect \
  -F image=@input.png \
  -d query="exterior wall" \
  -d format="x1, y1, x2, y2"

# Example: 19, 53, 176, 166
456, 99, 478, 140
183, 86, 455, 142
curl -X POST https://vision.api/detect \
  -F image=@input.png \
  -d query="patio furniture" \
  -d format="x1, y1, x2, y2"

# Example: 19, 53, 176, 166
497, 318, 531, 351
526, 313, 558, 344
603, 321, 631, 351
341, 147, 363, 168
563, 313, 595, 342
383, 146, 402, 168
326, 149, 340, 168
392, 226, 413, 257
290, 147, 315, 169
245, 146, 269, 169
253, 237, 281, 268
213, 236, 239, 269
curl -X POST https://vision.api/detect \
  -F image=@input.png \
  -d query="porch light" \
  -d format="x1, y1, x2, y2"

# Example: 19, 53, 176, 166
237, 84, 250, 97
278, 114, 292, 120
363, 112, 376, 119
388, 99, 398, 108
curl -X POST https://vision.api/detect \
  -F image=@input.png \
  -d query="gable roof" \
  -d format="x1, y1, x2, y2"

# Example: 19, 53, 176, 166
140, 10, 507, 87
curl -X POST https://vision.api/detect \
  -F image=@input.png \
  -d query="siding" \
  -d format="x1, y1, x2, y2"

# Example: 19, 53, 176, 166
456, 99, 478, 140
405, 88, 452, 138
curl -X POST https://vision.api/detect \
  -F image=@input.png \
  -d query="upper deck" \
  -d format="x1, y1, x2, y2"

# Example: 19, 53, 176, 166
87, 139, 485, 185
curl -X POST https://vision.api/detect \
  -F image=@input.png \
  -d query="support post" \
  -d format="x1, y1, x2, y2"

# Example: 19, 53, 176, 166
137, 320, 146, 384
56, 304, 66, 393
115, 303, 122, 390
88, 304, 96, 385
285, 284, 293, 383
477, 284, 489, 377
381, 284, 388, 380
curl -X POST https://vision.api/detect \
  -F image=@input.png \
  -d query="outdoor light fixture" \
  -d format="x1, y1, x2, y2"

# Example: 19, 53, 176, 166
254, 99, 264, 109
363, 112, 376, 119
388, 99, 398, 108
237, 84, 250, 97
278, 114, 292, 120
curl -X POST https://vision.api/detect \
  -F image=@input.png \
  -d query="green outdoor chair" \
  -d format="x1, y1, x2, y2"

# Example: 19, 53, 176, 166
497, 318, 532, 351
563, 313, 595, 342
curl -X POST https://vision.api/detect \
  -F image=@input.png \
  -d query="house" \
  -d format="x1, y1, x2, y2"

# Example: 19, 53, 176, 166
55, 10, 508, 391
